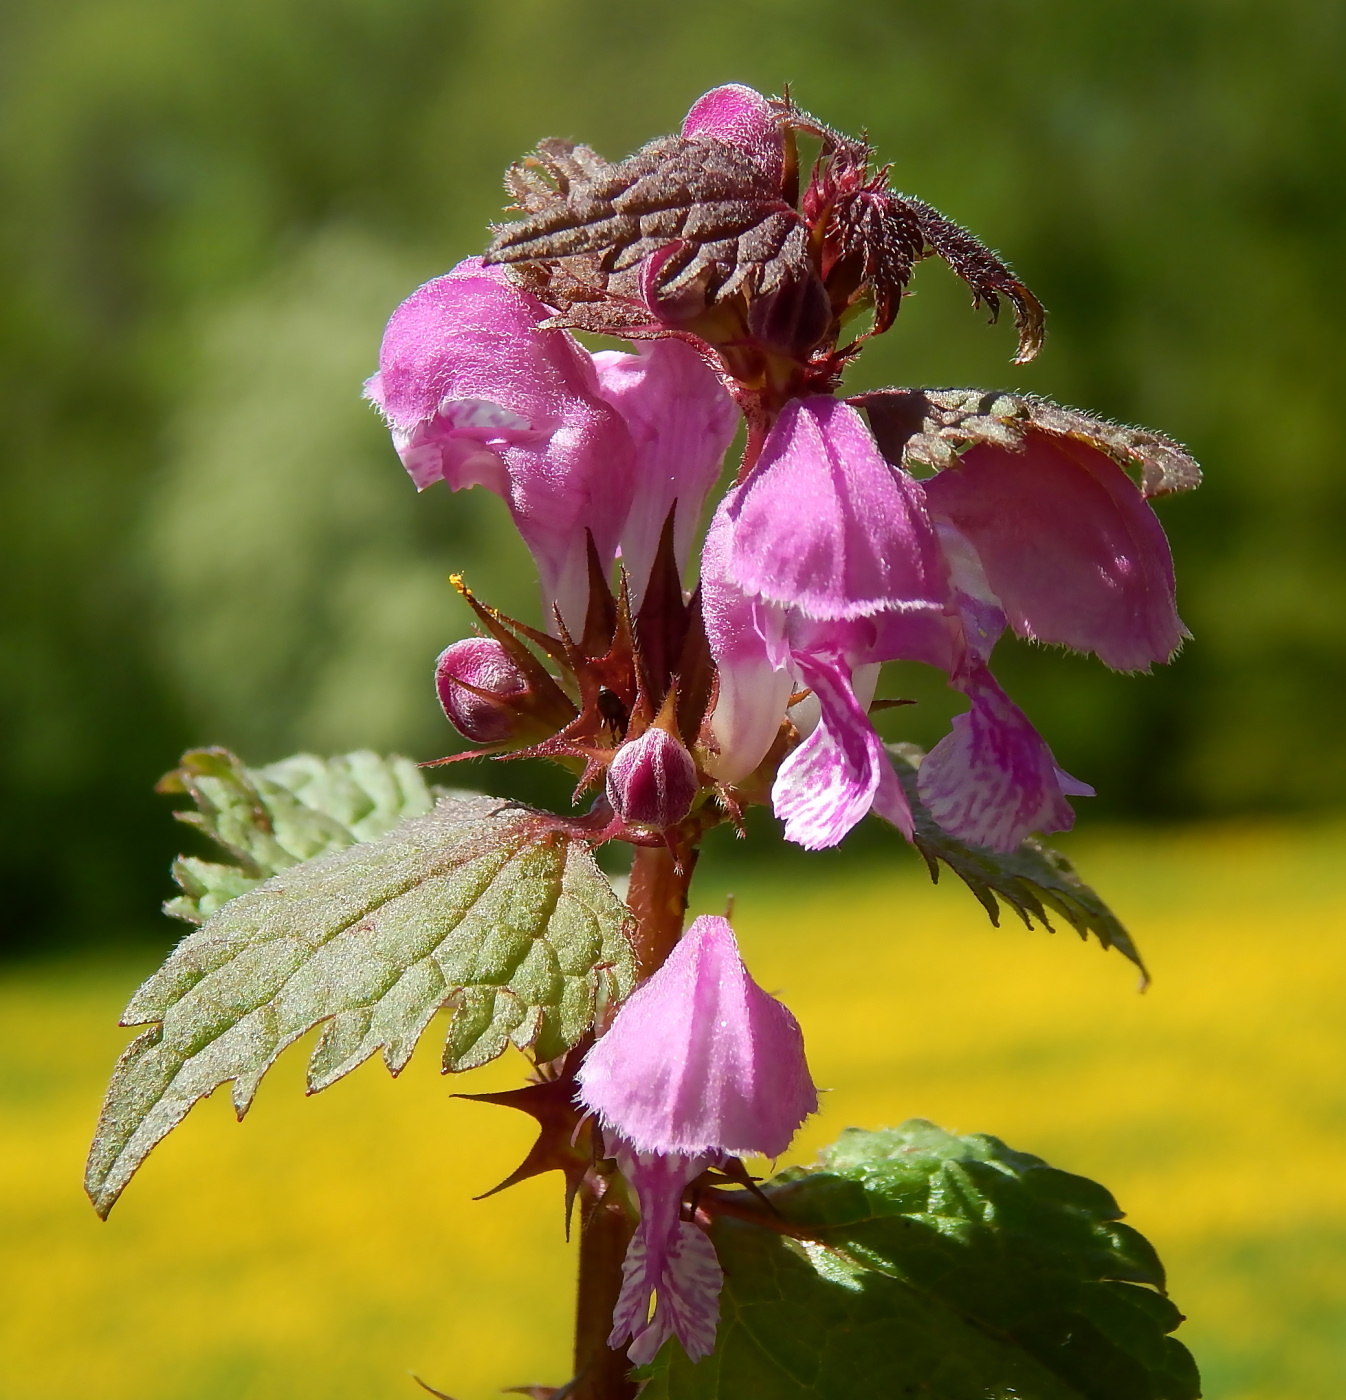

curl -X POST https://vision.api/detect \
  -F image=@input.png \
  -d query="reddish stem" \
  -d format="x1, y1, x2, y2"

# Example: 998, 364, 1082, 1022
626, 842, 699, 980
569, 1168, 639, 1400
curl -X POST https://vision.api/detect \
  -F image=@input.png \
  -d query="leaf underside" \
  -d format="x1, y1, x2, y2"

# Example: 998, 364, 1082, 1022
887, 744, 1147, 980
857, 387, 1201, 498
643, 1122, 1200, 1400
86, 795, 635, 1217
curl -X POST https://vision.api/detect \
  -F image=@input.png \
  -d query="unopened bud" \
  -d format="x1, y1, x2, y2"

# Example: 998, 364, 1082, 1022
435, 638, 530, 743
606, 727, 698, 830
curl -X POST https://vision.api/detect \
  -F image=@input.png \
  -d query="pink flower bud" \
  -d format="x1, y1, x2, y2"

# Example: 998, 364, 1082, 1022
681, 84, 785, 190
605, 727, 698, 830
434, 638, 530, 743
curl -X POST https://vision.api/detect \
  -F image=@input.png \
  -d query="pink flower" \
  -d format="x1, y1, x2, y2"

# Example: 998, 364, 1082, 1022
577, 916, 817, 1364
365, 258, 636, 630
703, 399, 1186, 852
703, 501, 919, 844
702, 397, 944, 836
590, 339, 737, 608
724, 396, 947, 621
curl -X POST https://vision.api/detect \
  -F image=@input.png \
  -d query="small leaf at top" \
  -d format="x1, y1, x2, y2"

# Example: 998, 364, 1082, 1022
856, 387, 1201, 498
486, 135, 810, 310
158, 747, 441, 923
645, 1121, 1199, 1400
85, 796, 635, 1217
887, 744, 1147, 980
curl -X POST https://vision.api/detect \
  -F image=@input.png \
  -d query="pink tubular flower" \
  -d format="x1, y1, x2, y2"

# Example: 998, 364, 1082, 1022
577, 916, 817, 1365
700, 392, 1187, 853
365, 257, 637, 630
896, 423, 1186, 848
703, 501, 920, 844
589, 339, 737, 607
702, 398, 944, 837
725, 396, 947, 621
919, 428, 1187, 672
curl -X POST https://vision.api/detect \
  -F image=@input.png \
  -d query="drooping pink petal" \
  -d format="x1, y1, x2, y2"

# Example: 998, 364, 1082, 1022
591, 339, 737, 604
917, 668, 1093, 851
577, 916, 817, 1160
681, 84, 785, 191
771, 650, 912, 848
365, 260, 636, 628
727, 396, 946, 621
700, 500, 794, 783
608, 1146, 723, 1366
922, 430, 1186, 671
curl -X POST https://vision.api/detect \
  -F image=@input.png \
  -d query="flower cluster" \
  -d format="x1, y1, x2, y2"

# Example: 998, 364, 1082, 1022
367, 83, 1198, 1368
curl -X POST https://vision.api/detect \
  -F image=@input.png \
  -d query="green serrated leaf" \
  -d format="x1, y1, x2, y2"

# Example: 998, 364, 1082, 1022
85, 796, 635, 1218
886, 744, 1147, 980
645, 1122, 1199, 1400
157, 747, 440, 922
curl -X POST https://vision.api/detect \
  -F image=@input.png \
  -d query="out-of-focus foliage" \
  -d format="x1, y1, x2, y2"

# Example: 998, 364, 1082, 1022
4, 0, 1343, 950
160, 747, 438, 922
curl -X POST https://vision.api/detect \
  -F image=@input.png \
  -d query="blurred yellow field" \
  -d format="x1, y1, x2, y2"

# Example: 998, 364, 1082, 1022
3, 822, 1345, 1400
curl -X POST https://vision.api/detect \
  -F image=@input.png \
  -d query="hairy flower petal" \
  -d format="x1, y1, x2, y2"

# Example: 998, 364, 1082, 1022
608, 1146, 723, 1366
727, 396, 945, 620
577, 916, 817, 1159
923, 430, 1186, 671
591, 339, 737, 604
918, 668, 1092, 851
366, 259, 636, 628
772, 651, 911, 848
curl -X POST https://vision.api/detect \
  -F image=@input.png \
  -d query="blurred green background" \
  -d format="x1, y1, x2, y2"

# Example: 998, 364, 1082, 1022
5, 0, 1344, 955
4, 3, 1346, 1398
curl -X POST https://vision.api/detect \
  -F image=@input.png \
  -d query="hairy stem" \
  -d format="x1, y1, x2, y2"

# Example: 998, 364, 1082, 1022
569, 1168, 639, 1400
626, 842, 699, 980
563, 843, 697, 1396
